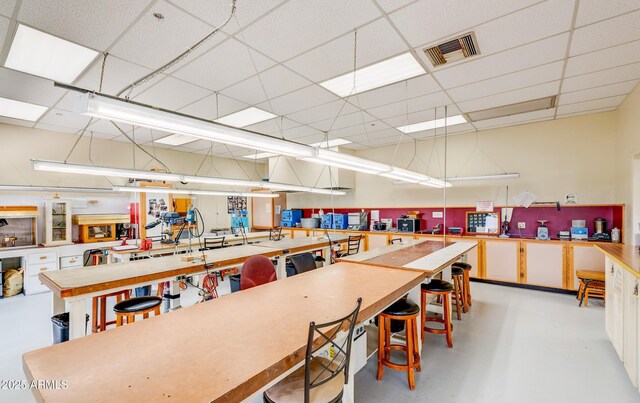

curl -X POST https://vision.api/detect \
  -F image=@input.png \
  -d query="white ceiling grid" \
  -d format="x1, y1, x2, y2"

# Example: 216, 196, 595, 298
0, 0, 636, 159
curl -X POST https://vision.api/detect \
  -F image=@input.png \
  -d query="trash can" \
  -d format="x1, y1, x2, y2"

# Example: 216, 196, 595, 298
134, 285, 151, 296
51, 313, 90, 344
314, 255, 325, 269
229, 274, 241, 293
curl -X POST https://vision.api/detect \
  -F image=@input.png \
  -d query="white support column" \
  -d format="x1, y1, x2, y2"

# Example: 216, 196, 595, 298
169, 280, 182, 310
52, 293, 65, 316
68, 299, 87, 340
276, 255, 287, 279
322, 246, 331, 267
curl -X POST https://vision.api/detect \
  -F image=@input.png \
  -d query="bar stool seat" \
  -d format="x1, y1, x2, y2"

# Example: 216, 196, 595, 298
452, 262, 472, 270
421, 280, 454, 348
453, 261, 473, 312
377, 298, 421, 390
114, 296, 162, 326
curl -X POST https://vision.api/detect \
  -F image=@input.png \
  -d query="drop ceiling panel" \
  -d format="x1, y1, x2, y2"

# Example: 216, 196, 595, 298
129, 127, 173, 143
0, 1, 14, 17
168, 0, 284, 34
0, 15, 8, 50
18, 0, 151, 50
238, 0, 381, 62
173, 37, 276, 92
473, 108, 555, 130
389, 0, 540, 48
472, 0, 573, 57
257, 85, 338, 116
457, 81, 560, 113
556, 96, 626, 116
376, 0, 416, 13
561, 62, 640, 93
311, 110, 378, 132
570, 10, 640, 56
133, 76, 211, 111
0, 116, 34, 128
74, 55, 153, 96
34, 123, 84, 135
286, 100, 359, 125
284, 17, 408, 82
110, 0, 224, 69
574, 0, 640, 27
221, 65, 311, 105
448, 61, 564, 103
327, 121, 390, 139
87, 119, 133, 138
382, 106, 463, 127
367, 91, 452, 119
37, 108, 91, 130
432, 33, 569, 89
559, 80, 638, 105
178, 93, 248, 121
565, 40, 640, 78
409, 122, 476, 139
0, 67, 66, 106
280, 124, 322, 140
557, 106, 616, 118
175, 139, 213, 150
351, 75, 441, 110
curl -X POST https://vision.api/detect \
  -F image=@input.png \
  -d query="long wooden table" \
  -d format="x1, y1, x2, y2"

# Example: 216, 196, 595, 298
24, 262, 425, 403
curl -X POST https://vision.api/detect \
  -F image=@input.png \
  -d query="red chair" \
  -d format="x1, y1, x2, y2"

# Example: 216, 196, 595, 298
240, 255, 277, 290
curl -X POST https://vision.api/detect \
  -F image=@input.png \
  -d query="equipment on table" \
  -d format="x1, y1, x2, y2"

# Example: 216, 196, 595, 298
380, 218, 393, 230
347, 212, 368, 230
558, 231, 571, 241
448, 227, 462, 235
570, 227, 588, 240
611, 228, 621, 243
230, 210, 249, 233
592, 217, 611, 240
280, 209, 302, 228
372, 221, 387, 231
536, 220, 549, 240
300, 217, 320, 229
140, 238, 153, 250
321, 213, 333, 229
398, 218, 420, 233
332, 214, 349, 230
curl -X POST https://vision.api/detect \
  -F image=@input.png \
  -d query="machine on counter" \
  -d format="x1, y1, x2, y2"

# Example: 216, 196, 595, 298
320, 213, 349, 230
536, 220, 549, 240
398, 218, 421, 233
592, 217, 611, 241
280, 209, 302, 228
347, 212, 368, 230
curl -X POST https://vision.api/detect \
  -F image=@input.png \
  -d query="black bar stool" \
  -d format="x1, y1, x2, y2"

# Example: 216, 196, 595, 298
453, 261, 472, 312
377, 298, 421, 390
114, 296, 162, 326
421, 279, 454, 348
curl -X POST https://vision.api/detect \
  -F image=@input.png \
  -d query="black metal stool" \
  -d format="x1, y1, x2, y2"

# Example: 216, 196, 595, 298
421, 279, 454, 348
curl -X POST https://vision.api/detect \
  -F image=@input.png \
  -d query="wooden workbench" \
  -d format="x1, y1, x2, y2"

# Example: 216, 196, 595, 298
24, 262, 425, 403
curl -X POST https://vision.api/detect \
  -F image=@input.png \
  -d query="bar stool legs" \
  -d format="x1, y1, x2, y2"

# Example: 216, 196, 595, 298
451, 270, 464, 320
421, 280, 454, 348
91, 290, 130, 333
462, 268, 471, 312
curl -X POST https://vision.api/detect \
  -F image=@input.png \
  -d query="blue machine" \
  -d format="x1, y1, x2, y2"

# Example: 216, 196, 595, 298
321, 213, 333, 229
280, 209, 302, 228
332, 214, 349, 230
231, 210, 249, 231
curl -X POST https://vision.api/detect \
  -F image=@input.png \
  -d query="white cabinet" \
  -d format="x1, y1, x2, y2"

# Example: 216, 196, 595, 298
611, 262, 625, 360
24, 251, 58, 295
605, 257, 614, 341
525, 243, 564, 288
44, 200, 72, 246
485, 241, 519, 283
623, 269, 638, 386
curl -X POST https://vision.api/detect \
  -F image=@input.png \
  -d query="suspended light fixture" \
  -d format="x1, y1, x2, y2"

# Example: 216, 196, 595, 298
0, 185, 115, 193
446, 173, 520, 182
112, 186, 279, 198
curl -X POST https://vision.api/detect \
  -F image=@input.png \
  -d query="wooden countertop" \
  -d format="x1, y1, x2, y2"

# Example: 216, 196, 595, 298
595, 243, 640, 277
251, 234, 349, 253
23, 262, 425, 403
40, 245, 282, 298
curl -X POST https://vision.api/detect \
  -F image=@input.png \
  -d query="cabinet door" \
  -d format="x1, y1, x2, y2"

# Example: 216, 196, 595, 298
612, 264, 625, 360
465, 244, 480, 278
605, 258, 614, 341
367, 233, 389, 250
525, 243, 564, 288
623, 270, 638, 386
572, 245, 605, 291
485, 241, 519, 283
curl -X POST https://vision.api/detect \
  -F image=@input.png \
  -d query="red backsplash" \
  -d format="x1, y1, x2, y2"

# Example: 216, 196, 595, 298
299, 205, 624, 240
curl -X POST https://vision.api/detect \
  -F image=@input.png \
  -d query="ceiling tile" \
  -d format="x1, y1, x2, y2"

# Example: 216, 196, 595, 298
0, 1, 15, 17
448, 61, 564, 102
75, 55, 153, 96
0, 15, 8, 50
286, 100, 359, 125
34, 122, 81, 135
172, 37, 276, 92
0, 67, 66, 106
471, 0, 573, 57
556, 95, 626, 116
284, 17, 408, 82
0, 116, 35, 128
257, 85, 338, 116
133, 76, 211, 110
221, 65, 311, 105
350, 75, 441, 110
18, 0, 151, 50
561, 62, 640, 93
376, 0, 417, 13
367, 91, 452, 119
558, 80, 638, 105
570, 9, 640, 56
473, 108, 555, 130
169, 0, 284, 34
389, 0, 540, 48
457, 81, 560, 112
565, 39, 640, 78
432, 33, 569, 89
575, 0, 640, 27
556, 106, 616, 119
409, 122, 476, 139
178, 93, 248, 121
87, 119, 131, 138
37, 108, 91, 130
280, 124, 323, 140
310, 109, 378, 132
382, 106, 463, 127
128, 127, 173, 143
238, 0, 381, 62
110, 0, 225, 69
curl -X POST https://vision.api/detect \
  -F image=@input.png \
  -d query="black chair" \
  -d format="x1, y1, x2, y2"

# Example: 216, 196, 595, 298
264, 298, 362, 403
199, 236, 225, 251
289, 253, 319, 275
269, 227, 283, 241
338, 235, 362, 258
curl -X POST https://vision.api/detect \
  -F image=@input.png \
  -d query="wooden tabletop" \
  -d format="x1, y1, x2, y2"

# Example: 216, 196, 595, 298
251, 234, 349, 253
23, 262, 425, 403
339, 240, 477, 276
595, 243, 640, 277
40, 244, 282, 298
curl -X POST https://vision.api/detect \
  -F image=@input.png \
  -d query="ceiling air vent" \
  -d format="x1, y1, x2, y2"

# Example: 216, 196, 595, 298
466, 96, 557, 122
423, 32, 480, 67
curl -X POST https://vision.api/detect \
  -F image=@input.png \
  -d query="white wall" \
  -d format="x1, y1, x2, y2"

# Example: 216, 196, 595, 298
287, 111, 617, 209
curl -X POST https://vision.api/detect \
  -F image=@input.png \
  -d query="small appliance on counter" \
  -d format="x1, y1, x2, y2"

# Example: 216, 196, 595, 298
347, 212, 368, 230
398, 218, 421, 233
332, 214, 349, 230
571, 227, 588, 240
558, 231, 571, 241
381, 218, 393, 230
371, 221, 387, 231
321, 213, 333, 229
536, 220, 549, 240
300, 218, 320, 229
280, 209, 302, 228
611, 227, 621, 243
448, 227, 463, 235
592, 217, 611, 240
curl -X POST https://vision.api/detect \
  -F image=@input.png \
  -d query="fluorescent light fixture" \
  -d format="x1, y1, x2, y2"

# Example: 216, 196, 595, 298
32, 160, 346, 195
215, 107, 277, 128
154, 133, 198, 146
5, 24, 98, 83
446, 173, 520, 182
0, 96, 48, 121
309, 138, 352, 148
381, 167, 451, 187
397, 115, 467, 134
75, 92, 314, 158
0, 185, 115, 193
320, 53, 426, 97
242, 152, 277, 160
302, 149, 389, 174
113, 186, 279, 198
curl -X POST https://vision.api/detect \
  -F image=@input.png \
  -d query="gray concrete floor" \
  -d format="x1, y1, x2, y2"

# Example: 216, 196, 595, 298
0, 281, 638, 402
355, 282, 640, 402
